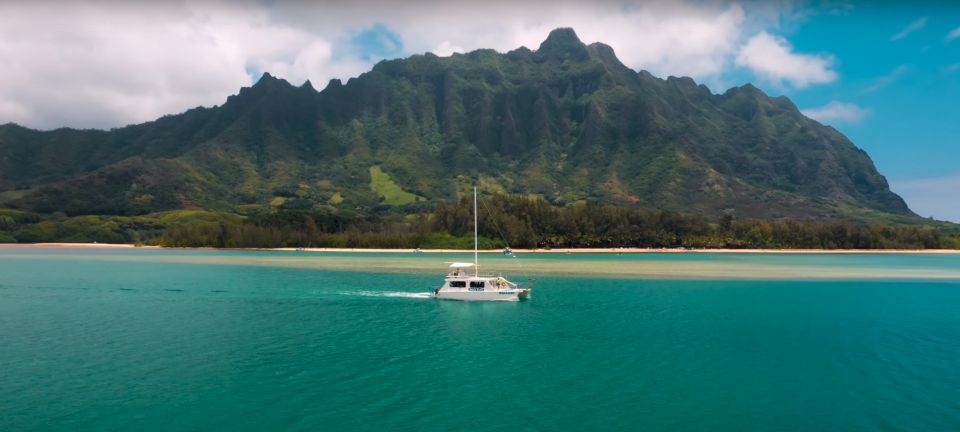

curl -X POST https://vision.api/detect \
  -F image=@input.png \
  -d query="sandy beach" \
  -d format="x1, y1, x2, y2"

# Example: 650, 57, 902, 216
8, 243, 960, 254
5, 242, 960, 280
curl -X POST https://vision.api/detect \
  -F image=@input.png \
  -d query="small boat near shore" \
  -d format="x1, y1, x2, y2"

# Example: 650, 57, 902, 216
432, 188, 530, 301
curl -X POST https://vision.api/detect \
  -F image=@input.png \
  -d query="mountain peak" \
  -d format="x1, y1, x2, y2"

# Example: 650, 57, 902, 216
256, 72, 277, 82
0, 33, 915, 222
537, 28, 589, 61
252, 72, 292, 90
541, 28, 582, 46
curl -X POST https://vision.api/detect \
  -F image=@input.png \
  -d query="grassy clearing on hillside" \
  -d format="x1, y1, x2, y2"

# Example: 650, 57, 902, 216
0, 189, 31, 205
369, 166, 422, 206
157, 210, 243, 225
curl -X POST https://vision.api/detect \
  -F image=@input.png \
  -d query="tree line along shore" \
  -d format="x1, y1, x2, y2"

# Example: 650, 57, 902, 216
1, 195, 958, 250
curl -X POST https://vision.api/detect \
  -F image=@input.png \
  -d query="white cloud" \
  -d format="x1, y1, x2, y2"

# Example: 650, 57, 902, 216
734, 32, 837, 88
890, 17, 928, 41
892, 173, 960, 222
0, 0, 799, 129
431, 41, 464, 57
339, 1, 751, 79
947, 27, 960, 41
0, 1, 367, 129
866, 64, 910, 93
801, 101, 870, 125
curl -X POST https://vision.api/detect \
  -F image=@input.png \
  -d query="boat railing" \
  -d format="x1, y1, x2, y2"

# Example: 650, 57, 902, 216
446, 272, 504, 278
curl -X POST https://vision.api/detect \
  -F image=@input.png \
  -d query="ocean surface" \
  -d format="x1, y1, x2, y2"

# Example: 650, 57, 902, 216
2, 247, 959, 431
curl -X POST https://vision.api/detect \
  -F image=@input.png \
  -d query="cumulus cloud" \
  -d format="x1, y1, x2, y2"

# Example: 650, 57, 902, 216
276, 1, 751, 78
890, 17, 927, 41
431, 41, 465, 57
801, 101, 870, 125
0, 1, 368, 129
734, 32, 837, 88
0, 0, 800, 129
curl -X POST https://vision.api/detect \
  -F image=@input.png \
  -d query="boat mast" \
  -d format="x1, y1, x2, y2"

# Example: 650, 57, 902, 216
474, 186, 478, 277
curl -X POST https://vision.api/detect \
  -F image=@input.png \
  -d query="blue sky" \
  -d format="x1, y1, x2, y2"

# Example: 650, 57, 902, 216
762, 4, 960, 222
0, 1, 957, 220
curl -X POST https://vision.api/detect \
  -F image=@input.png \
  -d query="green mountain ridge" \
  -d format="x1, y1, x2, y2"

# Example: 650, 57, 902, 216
0, 28, 915, 222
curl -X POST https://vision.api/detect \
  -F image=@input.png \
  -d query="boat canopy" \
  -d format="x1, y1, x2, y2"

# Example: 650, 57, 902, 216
446, 262, 476, 268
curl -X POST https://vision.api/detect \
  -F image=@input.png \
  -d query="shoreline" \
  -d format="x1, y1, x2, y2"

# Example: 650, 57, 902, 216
5, 243, 960, 254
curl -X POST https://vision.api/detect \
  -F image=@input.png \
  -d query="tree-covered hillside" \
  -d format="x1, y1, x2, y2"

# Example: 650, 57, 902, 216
0, 28, 915, 223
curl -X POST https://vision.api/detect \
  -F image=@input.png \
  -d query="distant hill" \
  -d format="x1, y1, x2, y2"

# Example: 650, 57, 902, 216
0, 28, 915, 222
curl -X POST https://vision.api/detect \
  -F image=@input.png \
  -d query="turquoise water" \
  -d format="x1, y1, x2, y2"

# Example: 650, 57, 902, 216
2, 248, 960, 431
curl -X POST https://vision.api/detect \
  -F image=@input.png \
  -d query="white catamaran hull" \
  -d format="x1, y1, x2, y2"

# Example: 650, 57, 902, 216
433, 289, 531, 302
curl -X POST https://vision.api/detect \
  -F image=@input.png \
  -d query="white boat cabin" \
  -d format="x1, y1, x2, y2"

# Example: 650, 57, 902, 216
433, 262, 529, 301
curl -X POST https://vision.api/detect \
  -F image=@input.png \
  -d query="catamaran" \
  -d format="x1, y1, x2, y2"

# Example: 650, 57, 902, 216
432, 188, 531, 301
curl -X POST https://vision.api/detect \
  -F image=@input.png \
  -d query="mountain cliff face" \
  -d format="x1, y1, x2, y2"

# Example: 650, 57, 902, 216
0, 28, 913, 220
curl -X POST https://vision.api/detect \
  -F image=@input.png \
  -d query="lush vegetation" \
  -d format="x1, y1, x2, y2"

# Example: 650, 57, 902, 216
0, 28, 917, 223
0, 29, 945, 250
2, 195, 957, 249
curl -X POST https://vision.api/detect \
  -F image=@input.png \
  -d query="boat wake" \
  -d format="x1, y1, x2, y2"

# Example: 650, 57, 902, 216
341, 290, 433, 299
